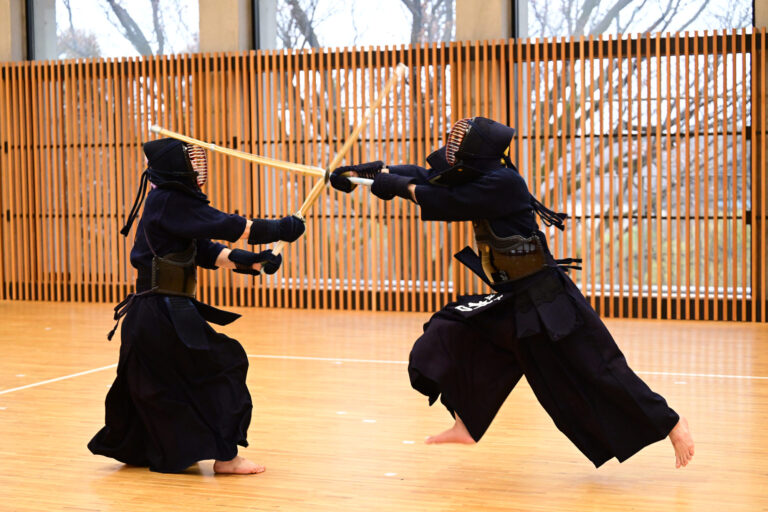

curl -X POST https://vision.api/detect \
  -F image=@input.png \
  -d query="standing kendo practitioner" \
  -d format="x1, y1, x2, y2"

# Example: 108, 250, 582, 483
330, 117, 695, 469
88, 138, 305, 474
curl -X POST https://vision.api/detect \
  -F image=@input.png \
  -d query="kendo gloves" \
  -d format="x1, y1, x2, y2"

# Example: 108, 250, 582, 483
228, 248, 282, 275
247, 215, 306, 245
330, 160, 414, 201
330, 161, 385, 193
370, 173, 415, 201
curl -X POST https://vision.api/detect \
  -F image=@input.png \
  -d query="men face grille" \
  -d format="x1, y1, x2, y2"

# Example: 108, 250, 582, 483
445, 118, 473, 166
186, 144, 208, 186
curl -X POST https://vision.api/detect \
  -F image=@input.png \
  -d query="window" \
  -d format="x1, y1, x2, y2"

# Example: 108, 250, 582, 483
259, 0, 455, 49
522, 0, 752, 38
28, 0, 199, 60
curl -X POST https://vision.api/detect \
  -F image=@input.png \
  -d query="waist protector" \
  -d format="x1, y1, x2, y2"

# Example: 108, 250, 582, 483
472, 219, 547, 285
151, 243, 197, 298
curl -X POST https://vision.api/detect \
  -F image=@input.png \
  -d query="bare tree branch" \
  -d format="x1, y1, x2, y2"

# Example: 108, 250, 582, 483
617, 0, 650, 33
59, 0, 102, 58
150, 0, 165, 55
104, 0, 153, 55
675, 1, 713, 32
589, 0, 641, 35
284, 0, 321, 48
573, 0, 599, 35
645, 0, 682, 33
400, 0, 454, 44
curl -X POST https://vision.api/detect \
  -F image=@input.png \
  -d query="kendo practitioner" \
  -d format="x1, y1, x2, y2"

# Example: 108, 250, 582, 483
330, 117, 695, 469
88, 138, 306, 474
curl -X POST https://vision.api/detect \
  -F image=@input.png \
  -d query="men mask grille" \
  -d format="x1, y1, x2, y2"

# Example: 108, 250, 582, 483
445, 118, 473, 166
186, 144, 208, 186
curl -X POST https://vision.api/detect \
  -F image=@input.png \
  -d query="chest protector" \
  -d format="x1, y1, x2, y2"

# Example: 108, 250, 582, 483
151, 242, 197, 298
472, 220, 547, 286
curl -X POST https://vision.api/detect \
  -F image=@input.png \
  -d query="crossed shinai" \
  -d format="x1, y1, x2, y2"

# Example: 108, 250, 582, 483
150, 62, 408, 258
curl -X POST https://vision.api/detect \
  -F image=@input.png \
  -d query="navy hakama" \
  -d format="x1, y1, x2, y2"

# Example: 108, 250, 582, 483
388, 160, 680, 467
89, 184, 254, 473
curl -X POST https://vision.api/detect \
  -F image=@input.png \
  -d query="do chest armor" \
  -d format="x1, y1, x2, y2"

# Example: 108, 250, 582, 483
150, 243, 197, 298
472, 219, 547, 285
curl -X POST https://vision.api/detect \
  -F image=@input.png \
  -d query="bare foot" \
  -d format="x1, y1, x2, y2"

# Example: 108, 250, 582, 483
213, 456, 265, 475
425, 415, 476, 445
668, 417, 695, 468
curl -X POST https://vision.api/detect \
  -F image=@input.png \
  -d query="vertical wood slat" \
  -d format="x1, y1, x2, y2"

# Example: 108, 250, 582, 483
64, 61, 75, 302
587, 35, 596, 313
365, 46, 375, 312
95, 60, 106, 303
732, 30, 741, 320
607, 34, 615, 317
425, 43, 434, 314
638, 33, 658, 318
616, 34, 625, 318
409, 46, 420, 305
549, 37, 560, 265
3, 64, 14, 299
683, 33, 691, 320
18, 64, 28, 301
0, 64, 6, 299
16, 62, 25, 300
85, 59, 95, 303
750, 30, 757, 322
761, 27, 767, 322
8, 63, 17, 300
733, 28, 749, 319
713, 31, 722, 321
38, 62, 49, 302
568, 36, 579, 306
658, 33, 666, 319
626, 36, 636, 317
21, 63, 32, 300
692, 33, 702, 320
596, 34, 605, 316
703, 32, 712, 320
578, 36, 589, 307
674, 33, 683, 320
31, 62, 44, 301
36, 60, 46, 301
0, 32, 762, 322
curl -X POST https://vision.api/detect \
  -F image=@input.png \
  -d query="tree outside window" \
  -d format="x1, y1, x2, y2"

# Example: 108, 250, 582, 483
54, 0, 199, 59
271, 0, 455, 49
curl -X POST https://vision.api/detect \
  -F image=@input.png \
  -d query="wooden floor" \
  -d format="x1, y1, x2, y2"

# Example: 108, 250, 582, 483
0, 301, 766, 511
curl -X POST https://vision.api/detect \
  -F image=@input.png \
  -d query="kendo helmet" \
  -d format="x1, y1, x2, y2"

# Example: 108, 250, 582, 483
427, 117, 516, 186
446, 117, 516, 168
143, 137, 208, 188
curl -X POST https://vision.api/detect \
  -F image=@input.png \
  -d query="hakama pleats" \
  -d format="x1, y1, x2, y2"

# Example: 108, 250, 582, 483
88, 296, 252, 473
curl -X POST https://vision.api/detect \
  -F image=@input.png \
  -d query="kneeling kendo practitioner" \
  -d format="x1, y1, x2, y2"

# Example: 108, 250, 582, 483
88, 138, 306, 474
330, 117, 694, 468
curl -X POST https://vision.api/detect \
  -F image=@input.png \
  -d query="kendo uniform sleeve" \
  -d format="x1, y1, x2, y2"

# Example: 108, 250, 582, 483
195, 239, 226, 269
387, 164, 431, 184
414, 167, 530, 221
155, 191, 247, 243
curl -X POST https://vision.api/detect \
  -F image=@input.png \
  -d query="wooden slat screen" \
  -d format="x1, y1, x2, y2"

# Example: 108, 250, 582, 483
0, 29, 765, 321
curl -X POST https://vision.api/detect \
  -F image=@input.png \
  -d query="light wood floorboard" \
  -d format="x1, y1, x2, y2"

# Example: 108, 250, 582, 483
0, 301, 766, 511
